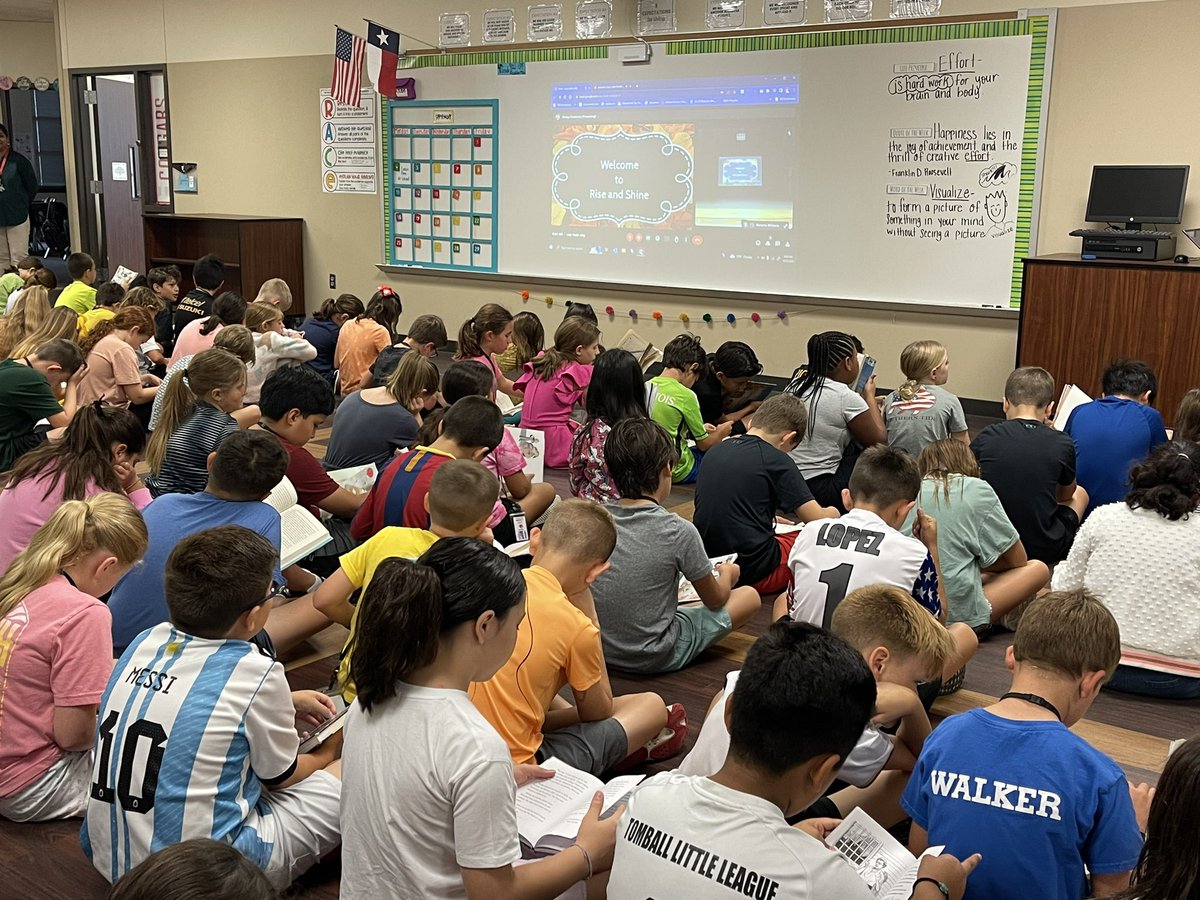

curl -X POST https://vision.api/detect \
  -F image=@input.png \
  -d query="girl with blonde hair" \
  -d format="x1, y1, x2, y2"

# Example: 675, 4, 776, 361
883, 339, 968, 458
0, 493, 148, 822
8, 303, 75, 360
0, 284, 50, 356
242, 301, 316, 404
514, 316, 601, 467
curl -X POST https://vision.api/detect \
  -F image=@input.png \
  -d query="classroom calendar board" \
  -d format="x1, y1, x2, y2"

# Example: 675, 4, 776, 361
383, 16, 1054, 308
383, 100, 499, 272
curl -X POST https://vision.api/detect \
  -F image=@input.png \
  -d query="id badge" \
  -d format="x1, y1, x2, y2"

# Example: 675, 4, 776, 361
511, 511, 529, 543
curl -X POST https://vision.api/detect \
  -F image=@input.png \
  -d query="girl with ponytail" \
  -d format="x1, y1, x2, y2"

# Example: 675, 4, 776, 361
882, 339, 968, 458
334, 287, 401, 395
0, 402, 149, 570
0, 493, 148, 822
145, 348, 250, 497
453, 303, 520, 400
168, 291, 247, 368
341, 538, 620, 897
242, 301, 317, 405
514, 316, 601, 468
76, 306, 161, 419
784, 331, 886, 511
299, 293, 364, 386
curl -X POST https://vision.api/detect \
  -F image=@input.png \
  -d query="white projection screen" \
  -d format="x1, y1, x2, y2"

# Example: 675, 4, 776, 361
387, 16, 1053, 309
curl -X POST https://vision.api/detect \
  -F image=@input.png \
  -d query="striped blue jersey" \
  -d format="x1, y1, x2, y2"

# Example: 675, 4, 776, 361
81, 623, 299, 883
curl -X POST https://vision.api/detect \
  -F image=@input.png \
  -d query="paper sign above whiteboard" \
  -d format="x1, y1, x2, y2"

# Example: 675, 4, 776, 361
483, 8, 517, 42
825, 0, 872, 21
636, 0, 676, 34
439, 12, 472, 47
528, 3, 564, 41
766, 0, 806, 25
576, 0, 613, 38
890, 0, 940, 17
706, 0, 746, 29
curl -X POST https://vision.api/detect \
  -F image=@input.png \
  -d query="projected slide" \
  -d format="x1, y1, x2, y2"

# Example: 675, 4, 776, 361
552, 125, 694, 227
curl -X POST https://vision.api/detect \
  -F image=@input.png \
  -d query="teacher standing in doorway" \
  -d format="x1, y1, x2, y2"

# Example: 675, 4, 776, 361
0, 124, 39, 271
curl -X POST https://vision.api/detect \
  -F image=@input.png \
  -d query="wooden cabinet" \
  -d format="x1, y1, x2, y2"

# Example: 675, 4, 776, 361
144, 214, 304, 313
1018, 254, 1200, 425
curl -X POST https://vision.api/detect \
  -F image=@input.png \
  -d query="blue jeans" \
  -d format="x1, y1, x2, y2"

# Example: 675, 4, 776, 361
1105, 664, 1200, 700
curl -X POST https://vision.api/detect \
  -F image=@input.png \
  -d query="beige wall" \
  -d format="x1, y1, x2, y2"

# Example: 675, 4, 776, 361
52, 0, 1198, 400
0, 21, 57, 80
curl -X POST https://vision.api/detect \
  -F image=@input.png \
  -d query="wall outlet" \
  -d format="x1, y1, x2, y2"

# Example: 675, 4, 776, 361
329, 274, 337, 289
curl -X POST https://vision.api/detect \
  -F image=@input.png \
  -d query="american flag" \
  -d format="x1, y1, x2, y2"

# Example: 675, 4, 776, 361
331, 27, 365, 107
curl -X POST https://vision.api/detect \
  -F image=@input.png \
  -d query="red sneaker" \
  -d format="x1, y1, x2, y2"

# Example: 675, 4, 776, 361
610, 703, 690, 774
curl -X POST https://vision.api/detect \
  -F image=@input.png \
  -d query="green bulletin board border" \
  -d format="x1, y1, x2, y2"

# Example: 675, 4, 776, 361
388, 16, 1051, 307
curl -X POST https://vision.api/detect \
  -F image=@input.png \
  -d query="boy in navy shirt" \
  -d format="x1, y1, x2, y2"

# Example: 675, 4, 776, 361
1064, 360, 1167, 514
902, 588, 1144, 899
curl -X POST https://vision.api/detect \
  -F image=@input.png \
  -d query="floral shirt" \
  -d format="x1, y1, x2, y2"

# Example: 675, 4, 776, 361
568, 419, 620, 503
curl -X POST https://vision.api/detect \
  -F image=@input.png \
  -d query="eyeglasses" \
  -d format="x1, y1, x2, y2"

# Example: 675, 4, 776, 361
241, 579, 286, 614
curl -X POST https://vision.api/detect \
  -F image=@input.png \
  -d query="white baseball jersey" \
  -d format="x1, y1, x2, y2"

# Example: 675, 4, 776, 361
787, 508, 941, 627
82, 623, 300, 884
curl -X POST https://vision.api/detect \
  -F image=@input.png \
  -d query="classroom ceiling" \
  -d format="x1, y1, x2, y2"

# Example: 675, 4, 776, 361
0, 0, 52, 22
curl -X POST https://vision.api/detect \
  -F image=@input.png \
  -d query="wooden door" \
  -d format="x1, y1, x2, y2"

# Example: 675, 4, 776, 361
95, 76, 146, 275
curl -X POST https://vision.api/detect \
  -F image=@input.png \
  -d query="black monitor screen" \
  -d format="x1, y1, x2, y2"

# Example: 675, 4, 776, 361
1085, 165, 1189, 224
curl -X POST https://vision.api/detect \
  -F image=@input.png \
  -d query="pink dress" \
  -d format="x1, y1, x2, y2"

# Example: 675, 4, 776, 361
515, 360, 592, 468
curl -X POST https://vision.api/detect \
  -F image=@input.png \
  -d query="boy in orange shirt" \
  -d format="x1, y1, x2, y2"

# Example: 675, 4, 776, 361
470, 499, 686, 775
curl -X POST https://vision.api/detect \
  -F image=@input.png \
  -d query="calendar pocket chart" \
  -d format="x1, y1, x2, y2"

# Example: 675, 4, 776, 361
384, 100, 499, 273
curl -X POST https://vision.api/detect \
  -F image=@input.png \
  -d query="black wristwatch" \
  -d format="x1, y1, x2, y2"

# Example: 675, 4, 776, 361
911, 877, 950, 898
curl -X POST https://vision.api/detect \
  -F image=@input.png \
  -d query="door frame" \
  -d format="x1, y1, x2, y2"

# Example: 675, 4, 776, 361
68, 65, 174, 278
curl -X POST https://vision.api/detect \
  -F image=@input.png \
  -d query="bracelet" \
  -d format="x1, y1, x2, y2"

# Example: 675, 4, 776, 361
573, 843, 593, 880
911, 876, 950, 898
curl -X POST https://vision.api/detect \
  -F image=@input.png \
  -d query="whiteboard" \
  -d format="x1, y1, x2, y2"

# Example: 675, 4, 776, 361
388, 16, 1053, 309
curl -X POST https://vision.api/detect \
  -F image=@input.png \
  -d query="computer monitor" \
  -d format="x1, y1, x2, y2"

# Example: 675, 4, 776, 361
1084, 165, 1189, 229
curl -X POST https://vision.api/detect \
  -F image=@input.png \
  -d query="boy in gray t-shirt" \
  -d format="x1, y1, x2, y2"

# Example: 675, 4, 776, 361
590, 419, 760, 674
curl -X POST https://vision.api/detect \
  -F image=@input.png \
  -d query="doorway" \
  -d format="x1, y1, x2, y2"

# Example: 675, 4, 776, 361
70, 68, 173, 279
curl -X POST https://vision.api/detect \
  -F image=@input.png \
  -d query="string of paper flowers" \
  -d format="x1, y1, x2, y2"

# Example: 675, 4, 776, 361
0, 77, 57, 92
513, 289, 803, 326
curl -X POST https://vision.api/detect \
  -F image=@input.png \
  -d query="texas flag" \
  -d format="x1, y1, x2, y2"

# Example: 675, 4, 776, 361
366, 21, 400, 98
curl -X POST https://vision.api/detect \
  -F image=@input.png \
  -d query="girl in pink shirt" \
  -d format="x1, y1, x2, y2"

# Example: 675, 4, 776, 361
168, 291, 247, 368
454, 303, 518, 401
0, 403, 151, 572
515, 318, 601, 468
0, 493, 148, 822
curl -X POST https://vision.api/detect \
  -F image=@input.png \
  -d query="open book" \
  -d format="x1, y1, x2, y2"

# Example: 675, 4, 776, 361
774, 520, 804, 536
506, 425, 545, 483
326, 463, 377, 493
516, 757, 643, 856
829, 807, 945, 899
1051, 384, 1091, 430
678, 553, 737, 604
616, 329, 663, 372
263, 477, 333, 568
496, 391, 523, 416
298, 703, 352, 754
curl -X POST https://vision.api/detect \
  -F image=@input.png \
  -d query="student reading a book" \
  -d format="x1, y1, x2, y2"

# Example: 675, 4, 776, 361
647, 334, 732, 485
515, 317, 601, 469
419, 360, 557, 533
694, 393, 838, 594
883, 340, 969, 459
0, 403, 149, 572
315, 458, 500, 701
680, 585, 955, 828
904, 439, 1050, 633
0, 256, 40, 315
298, 293, 363, 387
334, 288, 401, 395
340, 539, 619, 899
785, 331, 886, 513
323, 348, 439, 470
172, 253, 225, 347
242, 301, 316, 405
146, 264, 182, 357
1064, 360, 1168, 514
258, 366, 367, 573
0, 338, 85, 471
470, 500, 683, 777
1051, 442, 1200, 698
149, 324, 256, 431
54, 251, 97, 316
146, 348, 251, 496
971, 367, 1089, 566
361, 313, 449, 389
569, 348, 649, 504
116, 287, 169, 377
108, 839, 277, 900
0, 494, 147, 823
903, 589, 1144, 900
169, 291, 248, 368
454, 302, 520, 400
495, 310, 544, 375
647, 340, 765, 437
9, 306, 79, 362
84, 527, 343, 890
75, 280, 124, 338
349, 395, 501, 541
76, 306, 161, 423
782, 446, 978, 686
607, 619, 980, 900
591, 418, 759, 674
108, 430, 327, 655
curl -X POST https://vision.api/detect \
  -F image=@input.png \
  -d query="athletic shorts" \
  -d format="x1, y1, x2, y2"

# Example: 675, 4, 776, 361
253, 769, 342, 889
537, 717, 629, 777
664, 604, 733, 672
750, 530, 802, 595
0, 750, 92, 823
1025, 505, 1081, 565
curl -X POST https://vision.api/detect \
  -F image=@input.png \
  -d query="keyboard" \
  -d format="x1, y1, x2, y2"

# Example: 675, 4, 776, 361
1070, 228, 1175, 240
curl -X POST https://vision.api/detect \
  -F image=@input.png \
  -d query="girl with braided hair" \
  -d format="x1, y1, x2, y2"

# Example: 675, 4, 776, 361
784, 331, 885, 511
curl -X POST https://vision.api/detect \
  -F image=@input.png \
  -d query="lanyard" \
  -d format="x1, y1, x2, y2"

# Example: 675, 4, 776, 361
1000, 691, 1062, 721
0, 151, 9, 181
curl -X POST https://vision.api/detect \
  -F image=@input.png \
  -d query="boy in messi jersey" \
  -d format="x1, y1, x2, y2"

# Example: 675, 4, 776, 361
350, 395, 503, 540
82, 526, 342, 890
778, 445, 977, 684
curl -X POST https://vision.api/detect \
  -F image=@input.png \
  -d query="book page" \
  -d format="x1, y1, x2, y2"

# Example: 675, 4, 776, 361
506, 426, 545, 483
774, 521, 804, 535
326, 463, 378, 493
1052, 384, 1092, 430
279, 505, 332, 569
516, 758, 604, 845
828, 807, 919, 897
298, 703, 352, 754
678, 553, 738, 604
263, 476, 298, 514
879, 847, 947, 900
547, 774, 643, 843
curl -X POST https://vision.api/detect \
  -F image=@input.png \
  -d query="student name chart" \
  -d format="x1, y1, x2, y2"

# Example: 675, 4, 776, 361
384, 100, 499, 273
